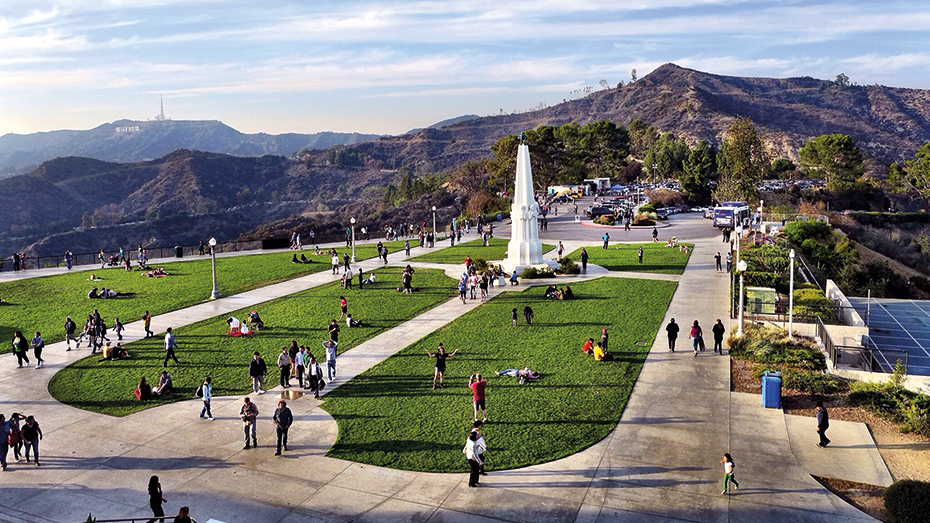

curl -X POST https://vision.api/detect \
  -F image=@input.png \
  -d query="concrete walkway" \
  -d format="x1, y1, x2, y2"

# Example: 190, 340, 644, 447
0, 221, 888, 523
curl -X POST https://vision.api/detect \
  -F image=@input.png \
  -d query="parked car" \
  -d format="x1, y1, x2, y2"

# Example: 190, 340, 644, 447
589, 206, 615, 219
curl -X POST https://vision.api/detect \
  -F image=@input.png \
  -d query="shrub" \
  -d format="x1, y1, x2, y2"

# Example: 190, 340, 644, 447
727, 325, 826, 371
558, 257, 580, 275
784, 220, 832, 244
847, 380, 930, 437
782, 369, 847, 394
472, 257, 490, 273
632, 214, 655, 226
793, 288, 838, 323
884, 479, 930, 523
595, 215, 615, 225
520, 266, 555, 279
638, 203, 657, 214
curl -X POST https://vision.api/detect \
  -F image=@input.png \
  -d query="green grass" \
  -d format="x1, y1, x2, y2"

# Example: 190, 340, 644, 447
0, 241, 410, 353
47, 267, 457, 417
322, 277, 677, 472
408, 237, 555, 265
565, 242, 692, 274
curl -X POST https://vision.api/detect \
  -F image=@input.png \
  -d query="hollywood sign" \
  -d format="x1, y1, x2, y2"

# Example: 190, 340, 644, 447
115, 126, 141, 132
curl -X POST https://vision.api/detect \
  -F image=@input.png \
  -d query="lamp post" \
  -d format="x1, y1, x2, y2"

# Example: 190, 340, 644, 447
735, 224, 743, 268
788, 249, 795, 339
653, 163, 657, 185
209, 237, 219, 300
350, 217, 357, 262
431, 206, 437, 248
737, 259, 748, 335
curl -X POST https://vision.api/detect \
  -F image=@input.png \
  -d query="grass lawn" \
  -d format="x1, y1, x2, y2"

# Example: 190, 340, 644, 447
322, 276, 677, 472
0, 241, 410, 353
565, 242, 693, 275
48, 267, 457, 417
408, 237, 555, 264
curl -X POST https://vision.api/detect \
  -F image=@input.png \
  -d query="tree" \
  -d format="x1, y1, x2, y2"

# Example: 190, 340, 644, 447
715, 117, 768, 203
599, 79, 609, 90
631, 68, 638, 83
798, 133, 863, 186
644, 132, 689, 180
680, 140, 716, 204
835, 73, 850, 88
579, 120, 629, 180
487, 134, 521, 193
627, 119, 658, 159
892, 143, 930, 198
524, 125, 566, 193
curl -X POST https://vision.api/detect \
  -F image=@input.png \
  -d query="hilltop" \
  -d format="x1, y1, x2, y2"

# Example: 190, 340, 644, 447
0, 119, 383, 175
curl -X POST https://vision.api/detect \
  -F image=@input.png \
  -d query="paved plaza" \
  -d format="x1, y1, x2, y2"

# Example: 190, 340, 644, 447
0, 209, 891, 523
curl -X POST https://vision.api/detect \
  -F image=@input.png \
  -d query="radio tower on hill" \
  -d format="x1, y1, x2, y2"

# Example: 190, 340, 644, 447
155, 95, 167, 121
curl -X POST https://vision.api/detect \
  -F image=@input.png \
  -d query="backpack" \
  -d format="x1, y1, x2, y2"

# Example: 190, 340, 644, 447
195, 383, 204, 398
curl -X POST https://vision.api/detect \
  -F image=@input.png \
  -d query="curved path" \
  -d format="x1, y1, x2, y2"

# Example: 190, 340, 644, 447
0, 212, 884, 523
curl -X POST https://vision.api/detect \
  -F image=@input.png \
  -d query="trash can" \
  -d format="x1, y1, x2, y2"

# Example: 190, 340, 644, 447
174, 246, 183, 258
761, 370, 782, 409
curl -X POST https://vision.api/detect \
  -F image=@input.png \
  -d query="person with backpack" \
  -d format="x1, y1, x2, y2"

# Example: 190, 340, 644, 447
64, 316, 77, 351
30, 331, 45, 369
198, 377, 213, 420
690, 320, 704, 357
11, 331, 30, 368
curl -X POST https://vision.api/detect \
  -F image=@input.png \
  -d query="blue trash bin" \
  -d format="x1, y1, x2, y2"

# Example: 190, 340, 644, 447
761, 370, 782, 409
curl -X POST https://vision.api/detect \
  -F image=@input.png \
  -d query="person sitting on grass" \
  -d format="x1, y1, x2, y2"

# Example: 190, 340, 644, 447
544, 285, 558, 299
582, 338, 594, 355
153, 370, 173, 396
247, 311, 264, 330
300, 253, 311, 263
87, 287, 99, 299
226, 317, 242, 335
561, 286, 574, 300
291, 253, 300, 263
363, 273, 376, 285
593, 343, 614, 362
345, 314, 362, 328
134, 376, 152, 401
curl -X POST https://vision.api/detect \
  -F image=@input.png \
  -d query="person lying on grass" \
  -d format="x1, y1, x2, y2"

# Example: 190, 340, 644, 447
494, 368, 539, 379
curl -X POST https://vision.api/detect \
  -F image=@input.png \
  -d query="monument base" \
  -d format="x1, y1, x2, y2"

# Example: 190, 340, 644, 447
499, 259, 561, 277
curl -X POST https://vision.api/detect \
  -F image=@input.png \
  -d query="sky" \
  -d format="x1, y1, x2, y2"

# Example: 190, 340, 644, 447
2, 0, 930, 137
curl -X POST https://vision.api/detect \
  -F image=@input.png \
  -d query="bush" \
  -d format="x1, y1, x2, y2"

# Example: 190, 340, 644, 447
638, 203, 657, 214
558, 257, 580, 275
793, 288, 839, 323
782, 369, 847, 394
472, 257, 490, 273
595, 215, 615, 225
884, 479, 930, 523
632, 214, 655, 226
520, 266, 555, 279
848, 380, 930, 437
784, 220, 832, 244
727, 325, 826, 371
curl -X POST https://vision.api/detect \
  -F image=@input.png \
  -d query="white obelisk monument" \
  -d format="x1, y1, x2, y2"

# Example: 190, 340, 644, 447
503, 139, 557, 273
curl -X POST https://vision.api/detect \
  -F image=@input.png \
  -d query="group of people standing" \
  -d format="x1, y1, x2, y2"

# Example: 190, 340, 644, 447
664, 318, 727, 356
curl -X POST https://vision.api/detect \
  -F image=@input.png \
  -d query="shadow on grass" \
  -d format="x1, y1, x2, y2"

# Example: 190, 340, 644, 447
331, 440, 460, 454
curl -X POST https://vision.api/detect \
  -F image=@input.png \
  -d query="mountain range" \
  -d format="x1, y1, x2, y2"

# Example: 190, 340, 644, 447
4, 63, 930, 257
0, 119, 383, 175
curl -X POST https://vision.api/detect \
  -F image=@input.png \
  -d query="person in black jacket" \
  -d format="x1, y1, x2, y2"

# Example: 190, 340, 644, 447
249, 352, 267, 394
273, 399, 293, 456
816, 401, 831, 447
666, 319, 679, 353
712, 319, 726, 354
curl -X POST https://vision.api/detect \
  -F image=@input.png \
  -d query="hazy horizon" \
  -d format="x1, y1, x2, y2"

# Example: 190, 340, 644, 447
3, 0, 929, 137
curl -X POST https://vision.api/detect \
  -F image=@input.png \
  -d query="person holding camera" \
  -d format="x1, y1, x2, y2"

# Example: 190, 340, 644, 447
469, 373, 488, 423
239, 396, 259, 449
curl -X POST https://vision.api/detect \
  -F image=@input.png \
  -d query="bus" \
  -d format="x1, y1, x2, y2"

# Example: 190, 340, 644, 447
713, 201, 751, 229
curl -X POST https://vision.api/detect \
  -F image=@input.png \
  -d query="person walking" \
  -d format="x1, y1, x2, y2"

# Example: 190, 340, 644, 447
580, 247, 589, 273
0, 414, 11, 471
638, 246, 644, 265
338, 296, 348, 321
11, 331, 30, 368
147, 475, 167, 523
425, 343, 458, 389
725, 252, 732, 273
163, 327, 180, 367
143, 311, 154, 338
199, 377, 213, 420
240, 397, 259, 449
714, 252, 722, 272
557, 241, 564, 259
21, 415, 42, 466
306, 354, 321, 398
328, 319, 340, 344
472, 420, 488, 476
405, 240, 411, 256
30, 331, 45, 369
7, 412, 24, 463
249, 352, 267, 394
602, 232, 610, 249
816, 401, 831, 447
690, 320, 704, 357
331, 252, 340, 275
273, 399, 293, 456
277, 346, 292, 388
720, 453, 739, 495
469, 373, 488, 422
113, 317, 124, 341
463, 431, 483, 488
712, 319, 726, 354
323, 339, 338, 382
666, 318, 679, 352
652, 227, 659, 242
64, 316, 77, 351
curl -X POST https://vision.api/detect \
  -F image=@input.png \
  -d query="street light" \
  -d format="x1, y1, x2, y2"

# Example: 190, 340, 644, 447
209, 237, 219, 300
737, 259, 748, 335
431, 206, 437, 248
653, 163, 657, 185
735, 223, 743, 269
788, 249, 795, 339
350, 217, 357, 262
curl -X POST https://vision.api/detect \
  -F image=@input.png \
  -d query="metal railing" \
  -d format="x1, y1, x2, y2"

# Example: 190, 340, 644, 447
861, 335, 910, 374
81, 518, 197, 523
